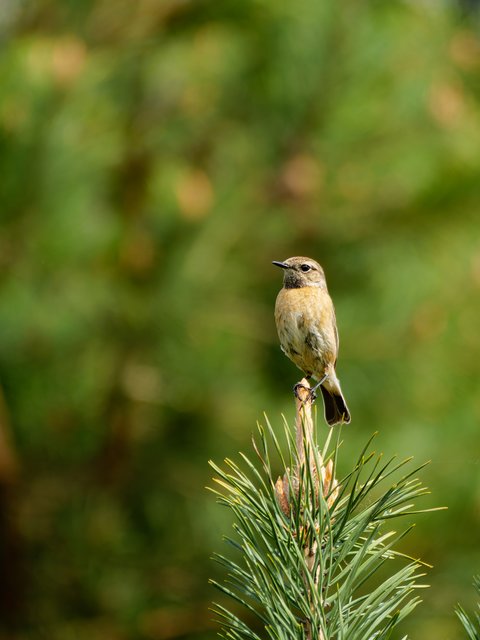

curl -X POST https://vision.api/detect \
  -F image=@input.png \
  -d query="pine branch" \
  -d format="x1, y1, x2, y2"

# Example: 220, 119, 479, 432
210, 378, 438, 639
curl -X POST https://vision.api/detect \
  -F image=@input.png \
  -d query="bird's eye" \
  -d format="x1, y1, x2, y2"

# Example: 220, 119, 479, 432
300, 264, 312, 272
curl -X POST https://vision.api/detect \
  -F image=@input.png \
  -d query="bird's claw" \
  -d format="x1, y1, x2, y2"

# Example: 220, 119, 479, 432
293, 383, 306, 400
293, 383, 317, 403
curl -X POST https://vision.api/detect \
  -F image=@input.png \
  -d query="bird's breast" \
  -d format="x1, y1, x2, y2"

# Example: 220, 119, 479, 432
274, 286, 337, 375
275, 287, 332, 330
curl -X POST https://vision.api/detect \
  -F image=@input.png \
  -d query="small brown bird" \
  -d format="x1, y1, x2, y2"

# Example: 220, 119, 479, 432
273, 256, 351, 426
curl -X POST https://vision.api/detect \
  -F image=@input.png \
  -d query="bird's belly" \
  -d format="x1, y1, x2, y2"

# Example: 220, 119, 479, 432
291, 327, 334, 375
303, 329, 333, 371
275, 289, 337, 378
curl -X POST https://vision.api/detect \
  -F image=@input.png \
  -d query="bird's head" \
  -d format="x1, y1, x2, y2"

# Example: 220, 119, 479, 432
272, 256, 326, 289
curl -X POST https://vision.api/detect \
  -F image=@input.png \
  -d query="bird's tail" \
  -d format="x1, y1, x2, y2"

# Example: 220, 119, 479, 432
320, 383, 351, 426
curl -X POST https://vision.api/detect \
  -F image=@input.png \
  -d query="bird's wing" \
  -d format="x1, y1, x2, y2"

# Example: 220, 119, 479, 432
303, 299, 339, 367
332, 306, 339, 364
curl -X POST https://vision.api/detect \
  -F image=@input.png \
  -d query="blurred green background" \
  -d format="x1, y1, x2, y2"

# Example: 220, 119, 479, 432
1, 0, 480, 638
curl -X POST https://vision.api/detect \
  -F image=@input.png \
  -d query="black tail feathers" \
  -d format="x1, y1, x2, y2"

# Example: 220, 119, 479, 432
320, 385, 351, 426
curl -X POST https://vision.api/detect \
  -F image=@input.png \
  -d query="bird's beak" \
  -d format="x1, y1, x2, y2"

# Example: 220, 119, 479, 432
272, 261, 289, 269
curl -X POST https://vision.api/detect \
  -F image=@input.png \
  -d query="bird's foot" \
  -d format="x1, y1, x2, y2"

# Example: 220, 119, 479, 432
294, 374, 328, 403
312, 374, 328, 393
293, 383, 314, 402
308, 374, 328, 401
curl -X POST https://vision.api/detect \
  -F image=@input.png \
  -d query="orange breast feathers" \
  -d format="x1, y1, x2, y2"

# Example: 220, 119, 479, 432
274, 286, 338, 379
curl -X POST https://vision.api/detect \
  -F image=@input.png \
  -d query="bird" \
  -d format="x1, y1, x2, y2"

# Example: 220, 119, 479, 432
273, 256, 351, 426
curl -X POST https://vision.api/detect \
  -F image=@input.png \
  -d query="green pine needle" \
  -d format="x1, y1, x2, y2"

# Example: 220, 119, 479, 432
456, 576, 480, 639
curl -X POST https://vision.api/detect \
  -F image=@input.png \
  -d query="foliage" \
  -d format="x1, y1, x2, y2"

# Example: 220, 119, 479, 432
210, 415, 436, 639
456, 577, 480, 640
